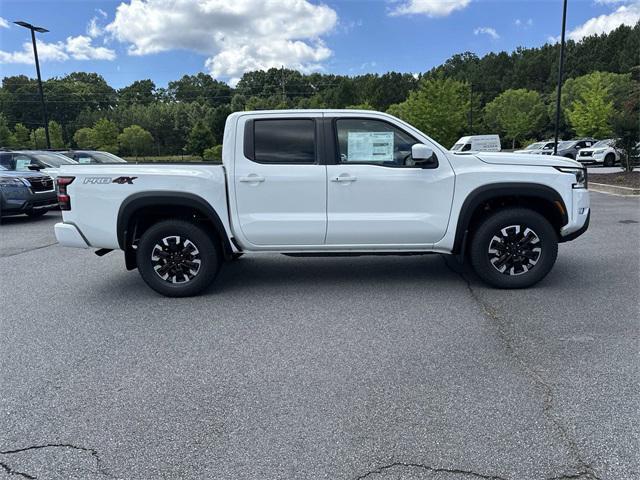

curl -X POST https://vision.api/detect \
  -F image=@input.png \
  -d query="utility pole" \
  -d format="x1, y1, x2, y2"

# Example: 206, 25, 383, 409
553, 0, 568, 156
14, 21, 51, 149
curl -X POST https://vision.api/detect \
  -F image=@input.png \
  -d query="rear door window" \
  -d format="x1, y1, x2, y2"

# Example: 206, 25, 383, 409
252, 119, 316, 164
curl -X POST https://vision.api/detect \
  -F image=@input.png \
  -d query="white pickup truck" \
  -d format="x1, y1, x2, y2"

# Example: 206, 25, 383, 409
54, 110, 590, 297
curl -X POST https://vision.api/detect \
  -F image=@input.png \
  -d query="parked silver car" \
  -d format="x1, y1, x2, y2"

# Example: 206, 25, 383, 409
539, 139, 597, 159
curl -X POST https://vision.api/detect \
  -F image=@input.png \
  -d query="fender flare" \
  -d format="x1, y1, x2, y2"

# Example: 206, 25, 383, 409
117, 191, 232, 255
452, 182, 568, 254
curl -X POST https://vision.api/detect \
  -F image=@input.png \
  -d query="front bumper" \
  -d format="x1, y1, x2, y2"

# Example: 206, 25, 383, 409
559, 188, 590, 242
55, 222, 90, 248
1, 189, 58, 216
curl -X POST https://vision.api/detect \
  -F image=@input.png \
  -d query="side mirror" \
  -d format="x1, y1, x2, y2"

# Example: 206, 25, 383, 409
412, 143, 434, 161
27, 164, 42, 171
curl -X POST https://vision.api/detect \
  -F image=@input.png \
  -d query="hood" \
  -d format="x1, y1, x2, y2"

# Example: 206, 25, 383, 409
473, 151, 582, 168
0, 169, 52, 179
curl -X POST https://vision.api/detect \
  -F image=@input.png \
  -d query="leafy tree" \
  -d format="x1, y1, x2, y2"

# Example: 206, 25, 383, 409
387, 76, 469, 148
30, 128, 47, 149
203, 145, 223, 162
168, 73, 232, 107
48, 121, 65, 148
117, 125, 154, 158
0, 114, 14, 147
612, 67, 640, 172
483, 89, 547, 148
565, 74, 614, 138
185, 120, 214, 156
92, 118, 120, 153
73, 127, 98, 149
12, 123, 31, 148
118, 79, 156, 106
346, 102, 375, 110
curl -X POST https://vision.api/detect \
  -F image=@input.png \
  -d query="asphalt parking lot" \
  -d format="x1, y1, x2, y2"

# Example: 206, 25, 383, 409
1, 192, 638, 480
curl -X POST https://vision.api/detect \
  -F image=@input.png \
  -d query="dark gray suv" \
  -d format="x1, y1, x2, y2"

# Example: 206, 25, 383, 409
0, 166, 58, 218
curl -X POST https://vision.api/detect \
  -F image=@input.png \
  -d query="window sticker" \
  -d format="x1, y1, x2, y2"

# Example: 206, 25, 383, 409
347, 132, 394, 162
78, 157, 92, 164
15, 159, 31, 170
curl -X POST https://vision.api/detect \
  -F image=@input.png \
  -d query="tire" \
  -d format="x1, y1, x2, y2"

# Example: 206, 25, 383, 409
604, 153, 615, 167
469, 208, 558, 289
136, 219, 221, 297
26, 209, 48, 218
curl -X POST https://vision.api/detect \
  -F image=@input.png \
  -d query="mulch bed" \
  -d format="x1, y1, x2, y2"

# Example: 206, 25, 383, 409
589, 172, 640, 189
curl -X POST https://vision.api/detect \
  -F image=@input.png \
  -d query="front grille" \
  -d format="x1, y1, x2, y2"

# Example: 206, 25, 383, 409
580, 151, 593, 157
27, 176, 54, 192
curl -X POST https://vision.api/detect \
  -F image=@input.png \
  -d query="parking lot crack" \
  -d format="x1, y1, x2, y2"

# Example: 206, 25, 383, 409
0, 243, 58, 258
0, 443, 112, 479
355, 462, 508, 479
0, 461, 36, 479
441, 256, 602, 480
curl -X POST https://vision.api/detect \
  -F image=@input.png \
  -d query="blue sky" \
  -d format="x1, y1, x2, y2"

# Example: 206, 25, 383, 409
0, 0, 638, 88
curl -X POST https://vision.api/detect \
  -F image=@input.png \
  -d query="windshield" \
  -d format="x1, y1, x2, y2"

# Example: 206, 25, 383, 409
593, 139, 614, 148
86, 151, 127, 163
451, 143, 463, 151
524, 142, 544, 150
557, 141, 574, 149
32, 152, 77, 167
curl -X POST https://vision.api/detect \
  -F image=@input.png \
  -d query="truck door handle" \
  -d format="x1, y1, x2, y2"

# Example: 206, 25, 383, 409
332, 175, 357, 183
239, 175, 265, 183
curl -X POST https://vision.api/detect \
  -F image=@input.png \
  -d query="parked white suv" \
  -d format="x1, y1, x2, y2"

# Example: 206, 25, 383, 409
577, 139, 619, 166
54, 110, 590, 296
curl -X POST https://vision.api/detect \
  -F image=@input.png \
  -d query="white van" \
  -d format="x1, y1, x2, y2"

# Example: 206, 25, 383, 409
451, 135, 501, 152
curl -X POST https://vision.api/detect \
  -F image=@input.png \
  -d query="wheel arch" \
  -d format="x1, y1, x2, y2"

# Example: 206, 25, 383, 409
117, 191, 233, 268
452, 183, 568, 255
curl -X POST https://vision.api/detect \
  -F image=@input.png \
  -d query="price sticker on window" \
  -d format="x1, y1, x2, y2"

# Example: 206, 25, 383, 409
347, 132, 394, 162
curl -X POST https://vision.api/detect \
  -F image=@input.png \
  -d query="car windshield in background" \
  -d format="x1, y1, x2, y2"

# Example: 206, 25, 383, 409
451, 143, 463, 151
593, 139, 614, 148
525, 143, 544, 150
89, 152, 127, 163
557, 141, 574, 149
32, 153, 77, 167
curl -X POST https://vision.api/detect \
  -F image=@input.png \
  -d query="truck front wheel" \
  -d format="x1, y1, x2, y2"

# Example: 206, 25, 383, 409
136, 219, 221, 297
469, 208, 558, 289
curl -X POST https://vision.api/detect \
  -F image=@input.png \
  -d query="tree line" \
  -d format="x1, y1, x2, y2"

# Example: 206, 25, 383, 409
0, 22, 637, 159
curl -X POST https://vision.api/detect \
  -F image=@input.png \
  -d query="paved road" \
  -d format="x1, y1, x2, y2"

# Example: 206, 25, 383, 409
1, 193, 638, 480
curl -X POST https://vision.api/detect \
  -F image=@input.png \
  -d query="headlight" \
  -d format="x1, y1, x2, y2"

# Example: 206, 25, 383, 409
593, 149, 606, 154
556, 167, 587, 189
0, 177, 28, 187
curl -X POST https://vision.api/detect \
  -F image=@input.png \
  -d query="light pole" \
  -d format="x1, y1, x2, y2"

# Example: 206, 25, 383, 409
553, 0, 568, 156
14, 20, 51, 149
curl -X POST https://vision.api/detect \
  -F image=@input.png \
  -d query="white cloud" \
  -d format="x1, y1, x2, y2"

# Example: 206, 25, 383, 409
0, 17, 9, 28
87, 17, 104, 37
474, 26, 500, 39
105, 0, 338, 81
390, 0, 471, 17
515, 18, 533, 28
0, 36, 115, 64
567, 2, 640, 41
66, 35, 116, 60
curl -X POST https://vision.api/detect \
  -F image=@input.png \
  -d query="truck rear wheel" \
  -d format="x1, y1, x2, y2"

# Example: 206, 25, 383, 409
136, 219, 220, 297
469, 208, 558, 289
